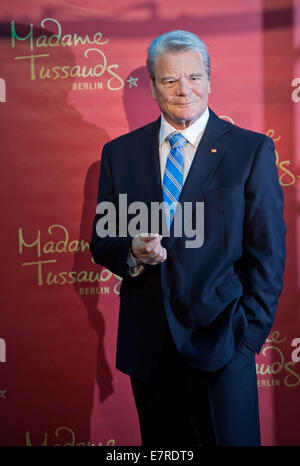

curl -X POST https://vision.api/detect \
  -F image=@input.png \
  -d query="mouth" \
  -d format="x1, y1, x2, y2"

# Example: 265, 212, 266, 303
176, 102, 195, 107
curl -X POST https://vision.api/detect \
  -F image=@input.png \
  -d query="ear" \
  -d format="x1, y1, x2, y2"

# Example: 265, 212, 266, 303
150, 79, 157, 100
208, 80, 211, 94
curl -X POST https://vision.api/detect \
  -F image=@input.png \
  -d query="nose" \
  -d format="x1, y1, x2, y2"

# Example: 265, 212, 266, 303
176, 78, 191, 96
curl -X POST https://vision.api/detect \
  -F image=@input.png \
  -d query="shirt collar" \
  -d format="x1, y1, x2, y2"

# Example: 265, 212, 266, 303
159, 107, 210, 147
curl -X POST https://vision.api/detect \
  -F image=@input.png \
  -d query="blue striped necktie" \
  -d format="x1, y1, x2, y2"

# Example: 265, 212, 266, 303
162, 132, 188, 229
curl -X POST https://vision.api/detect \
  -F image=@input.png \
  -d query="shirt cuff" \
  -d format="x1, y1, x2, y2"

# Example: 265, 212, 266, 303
127, 247, 145, 277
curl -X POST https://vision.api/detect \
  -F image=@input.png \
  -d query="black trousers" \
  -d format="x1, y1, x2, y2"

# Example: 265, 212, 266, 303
130, 331, 260, 447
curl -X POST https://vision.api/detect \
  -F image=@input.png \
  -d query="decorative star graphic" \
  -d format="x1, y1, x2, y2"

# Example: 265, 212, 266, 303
126, 76, 139, 88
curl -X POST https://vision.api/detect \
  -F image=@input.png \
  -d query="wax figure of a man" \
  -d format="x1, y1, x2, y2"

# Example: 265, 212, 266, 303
90, 30, 286, 446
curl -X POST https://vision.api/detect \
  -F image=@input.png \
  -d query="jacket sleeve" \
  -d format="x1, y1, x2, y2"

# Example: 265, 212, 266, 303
89, 143, 132, 278
240, 135, 286, 353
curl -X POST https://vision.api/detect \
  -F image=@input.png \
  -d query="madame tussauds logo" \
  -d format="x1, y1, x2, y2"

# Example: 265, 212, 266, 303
95, 194, 205, 248
11, 18, 124, 90
18, 224, 121, 288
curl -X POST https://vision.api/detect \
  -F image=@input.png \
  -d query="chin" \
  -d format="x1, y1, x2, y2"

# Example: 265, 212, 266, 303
176, 112, 197, 124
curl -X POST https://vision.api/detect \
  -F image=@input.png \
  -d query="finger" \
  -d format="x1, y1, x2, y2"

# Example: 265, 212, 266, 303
139, 234, 162, 242
146, 248, 167, 265
144, 237, 163, 253
135, 237, 158, 252
140, 251, 161, 262
162, 248, 167, 261
140, 244, 164, 258
151, 251, 164, 263
144, 250, 167, 265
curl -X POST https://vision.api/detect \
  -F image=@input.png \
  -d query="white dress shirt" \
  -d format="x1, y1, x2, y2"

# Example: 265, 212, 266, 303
159, 106, 209, 183
128, 107, 210, 276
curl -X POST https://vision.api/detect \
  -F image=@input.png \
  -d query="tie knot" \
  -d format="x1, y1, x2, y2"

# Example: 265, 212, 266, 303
168, 132, 187, 150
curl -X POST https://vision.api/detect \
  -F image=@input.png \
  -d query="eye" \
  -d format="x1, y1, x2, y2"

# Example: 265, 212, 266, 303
163, 79, 176, 87
190, 76, 202, 82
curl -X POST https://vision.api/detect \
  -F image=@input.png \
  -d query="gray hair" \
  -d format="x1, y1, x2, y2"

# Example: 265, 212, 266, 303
146, 30, 210, 81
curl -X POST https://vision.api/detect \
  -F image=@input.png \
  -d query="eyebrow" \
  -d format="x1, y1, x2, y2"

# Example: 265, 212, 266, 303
160, 73, 204, 82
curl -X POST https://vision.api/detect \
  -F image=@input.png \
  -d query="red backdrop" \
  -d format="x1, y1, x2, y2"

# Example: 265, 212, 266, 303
0, 0, 300, 446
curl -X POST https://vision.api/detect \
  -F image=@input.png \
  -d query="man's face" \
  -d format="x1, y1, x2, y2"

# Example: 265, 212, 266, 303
150, 50, 211, 129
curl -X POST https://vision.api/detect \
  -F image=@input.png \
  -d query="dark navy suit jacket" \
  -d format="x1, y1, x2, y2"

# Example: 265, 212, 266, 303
90, 108, 286, 380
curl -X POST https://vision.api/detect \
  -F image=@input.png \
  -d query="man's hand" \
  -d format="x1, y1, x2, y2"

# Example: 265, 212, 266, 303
131, 234, 167, 265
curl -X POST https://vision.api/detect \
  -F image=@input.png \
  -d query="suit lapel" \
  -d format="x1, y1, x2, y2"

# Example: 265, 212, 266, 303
178, 109, 231, 206
134, 117, 163, 204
